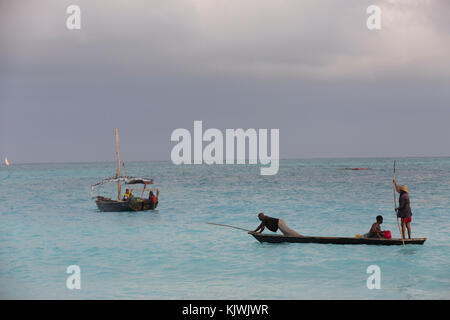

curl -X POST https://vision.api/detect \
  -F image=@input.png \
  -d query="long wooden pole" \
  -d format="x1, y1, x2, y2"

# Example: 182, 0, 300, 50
393, 160, 405, 245
115, 128, 121, 200
206, 222, 250, 232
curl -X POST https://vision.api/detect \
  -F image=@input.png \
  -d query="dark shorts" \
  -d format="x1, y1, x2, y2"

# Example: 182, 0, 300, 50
401, 217, 411, 223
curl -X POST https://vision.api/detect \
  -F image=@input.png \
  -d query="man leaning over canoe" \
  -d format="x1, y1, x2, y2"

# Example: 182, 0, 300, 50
249, 213, 303, 237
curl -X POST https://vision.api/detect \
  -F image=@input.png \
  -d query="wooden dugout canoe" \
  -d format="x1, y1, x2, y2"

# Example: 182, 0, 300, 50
251, 233, 426, 245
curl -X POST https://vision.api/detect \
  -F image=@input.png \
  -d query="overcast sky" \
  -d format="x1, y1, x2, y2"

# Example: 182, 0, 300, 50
1, 0, 449, 163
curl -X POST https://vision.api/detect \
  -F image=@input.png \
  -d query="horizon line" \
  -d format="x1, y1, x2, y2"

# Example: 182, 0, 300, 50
2, 155, 450, 166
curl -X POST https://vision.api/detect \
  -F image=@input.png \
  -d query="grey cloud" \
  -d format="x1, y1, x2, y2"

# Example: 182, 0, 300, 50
1, 0, 449, 163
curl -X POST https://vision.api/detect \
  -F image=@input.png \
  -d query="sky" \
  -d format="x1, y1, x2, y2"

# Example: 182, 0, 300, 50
1, 0, 449, 163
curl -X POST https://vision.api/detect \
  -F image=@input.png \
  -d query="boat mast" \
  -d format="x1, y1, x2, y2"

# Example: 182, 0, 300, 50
115, 128, 121, 200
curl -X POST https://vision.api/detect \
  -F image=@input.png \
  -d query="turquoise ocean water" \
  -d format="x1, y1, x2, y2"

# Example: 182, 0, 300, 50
0, 158, 449, 299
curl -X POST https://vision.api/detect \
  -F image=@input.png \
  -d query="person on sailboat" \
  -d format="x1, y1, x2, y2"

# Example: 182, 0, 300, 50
393, 179, 412, 239
148, 189, 159, 208
123, 189, 134, 201
249, 213, 302, 237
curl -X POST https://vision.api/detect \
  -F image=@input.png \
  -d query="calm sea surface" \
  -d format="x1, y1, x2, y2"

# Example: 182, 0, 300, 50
1, 158, 449, 299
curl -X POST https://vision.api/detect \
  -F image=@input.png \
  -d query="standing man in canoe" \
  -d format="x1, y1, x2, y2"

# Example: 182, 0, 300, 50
249, 213, 302, 237
393, 179, 412, 239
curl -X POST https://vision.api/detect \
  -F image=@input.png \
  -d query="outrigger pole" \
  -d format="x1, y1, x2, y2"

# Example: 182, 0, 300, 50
393, 160, 405, 245
115, 128, 121, 200
206, 222, 250, 232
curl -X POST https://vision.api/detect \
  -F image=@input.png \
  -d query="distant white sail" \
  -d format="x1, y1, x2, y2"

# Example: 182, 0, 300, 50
4, 157, 10, 166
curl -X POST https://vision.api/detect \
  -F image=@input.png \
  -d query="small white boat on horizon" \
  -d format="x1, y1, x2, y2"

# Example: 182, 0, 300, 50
4, 157, 10, 166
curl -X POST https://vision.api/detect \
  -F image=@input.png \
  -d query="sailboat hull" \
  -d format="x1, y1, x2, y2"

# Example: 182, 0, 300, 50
95, 197, 157, 212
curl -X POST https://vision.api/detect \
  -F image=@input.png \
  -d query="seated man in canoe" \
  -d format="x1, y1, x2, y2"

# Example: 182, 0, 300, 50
366, 215, 390, 239
249, 213, 303, 237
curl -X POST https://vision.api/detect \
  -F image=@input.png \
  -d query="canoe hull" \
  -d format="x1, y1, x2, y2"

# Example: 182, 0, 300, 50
95, 198, 157, 212
251, 234, 426, 245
